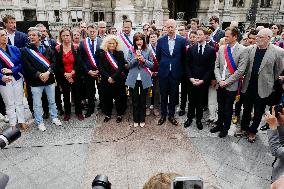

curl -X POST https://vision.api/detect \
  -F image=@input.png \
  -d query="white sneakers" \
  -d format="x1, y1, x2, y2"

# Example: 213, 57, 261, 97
140, 122, 145, 128
133, 122, 145, 128
133, 122, 139, 127
52, 118, 62, 126
38, 123, 47, 132
0, 114, 9, 123
38, 118, 62, 132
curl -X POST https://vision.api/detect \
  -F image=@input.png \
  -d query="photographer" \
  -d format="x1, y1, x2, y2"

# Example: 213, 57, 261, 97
266, 106, 284, 185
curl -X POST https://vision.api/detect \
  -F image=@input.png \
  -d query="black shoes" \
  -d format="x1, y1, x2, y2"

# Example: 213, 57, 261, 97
210, 126, 221, 133
196, 121, 203, 130
104, 116, 111, 122
178, 110, 185, 116
116, 116, 122, 123
168, 116, 178, 126
158, 116, 166, 125
85, 111, 93, 118
218, 130, 228, 138
184, 119, 192, 128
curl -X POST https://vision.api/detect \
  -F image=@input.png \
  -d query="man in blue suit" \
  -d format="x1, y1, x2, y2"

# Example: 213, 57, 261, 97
156, 19, 187, 125
209, 16, 225, 43
3, 15, 28, 49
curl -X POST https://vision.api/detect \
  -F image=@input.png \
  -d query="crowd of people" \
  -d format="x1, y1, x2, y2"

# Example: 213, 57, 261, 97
0, 15, 283, 138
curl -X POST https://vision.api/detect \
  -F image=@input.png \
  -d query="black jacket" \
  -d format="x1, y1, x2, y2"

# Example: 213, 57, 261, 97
21, 44, 56, 87
186, 44, 216, 84
97, 50, 126, 84
54, 44, 84, 82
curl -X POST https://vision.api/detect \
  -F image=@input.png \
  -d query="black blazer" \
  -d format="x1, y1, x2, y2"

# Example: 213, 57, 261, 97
213, 29, 225, 43
97, 50, 126, 84
54, 44, 84, 82
186, 44, 216, 83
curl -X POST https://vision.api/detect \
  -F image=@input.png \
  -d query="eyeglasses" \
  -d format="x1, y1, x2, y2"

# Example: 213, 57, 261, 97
271, 27, 278, 29
178, 29, 185, 31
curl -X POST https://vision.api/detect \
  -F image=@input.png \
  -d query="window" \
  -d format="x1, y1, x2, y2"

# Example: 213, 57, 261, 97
93, 11, 104, 22
54, 10, 60, 22
71, 11, 83, 22
260, 0, 272, 8
233, 0, 244, 7
23, 9, 36, 21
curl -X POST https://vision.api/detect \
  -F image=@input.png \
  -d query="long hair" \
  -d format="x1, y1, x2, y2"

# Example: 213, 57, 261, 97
100, 34, 123, 52
133, 32, 147, 50
59, 27, 73, 43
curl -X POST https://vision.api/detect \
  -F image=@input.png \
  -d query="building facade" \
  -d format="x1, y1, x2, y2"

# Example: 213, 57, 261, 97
0, 0, 283, 32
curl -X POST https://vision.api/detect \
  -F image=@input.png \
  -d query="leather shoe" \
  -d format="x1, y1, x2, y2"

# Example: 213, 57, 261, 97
210, 126, 221, 133
196, 121, 203, 130
85, 112, 93, 118
63, 114, 71, 121
168, 116, 178, 126
104, 116, 111, 122
178, 110, 185, 116
184, 119, 192, 128
158, 116, 166, 125
116, 116, 122, 123
218, 130, 228, 138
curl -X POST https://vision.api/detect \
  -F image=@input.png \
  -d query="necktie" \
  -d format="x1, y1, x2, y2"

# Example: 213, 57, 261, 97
91, 40, 95, 52
199, 45, 203, 55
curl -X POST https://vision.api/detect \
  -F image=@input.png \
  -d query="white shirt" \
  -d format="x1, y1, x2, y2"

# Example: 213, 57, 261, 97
211, 27, 219, 42
222, 43, 237, 80
197, 42, 206, 55
168, 34, 176, 71
7, 32, 15, 46
43, 37, 49, 46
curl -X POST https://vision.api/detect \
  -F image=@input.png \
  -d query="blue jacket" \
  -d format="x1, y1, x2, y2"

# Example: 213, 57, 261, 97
156, 35, 187, 79
0, 45, 23, 86
8, 31, 28, 49
126, 48, 154, 89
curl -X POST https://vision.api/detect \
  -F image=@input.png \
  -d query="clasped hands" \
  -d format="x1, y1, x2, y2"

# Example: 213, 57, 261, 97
88, 70, 99, 78
135, 54, 145, 64
219, 80, 228, 88
39, 71, 50, 82
190, 78, 204, 86
1, 68, 13, 83
265, 107, 284, 130
64, 70, 75, 84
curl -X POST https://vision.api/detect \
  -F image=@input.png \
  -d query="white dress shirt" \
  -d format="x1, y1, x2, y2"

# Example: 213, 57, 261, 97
197, 42, 206, 55
168, 35, 176, 71
7, 32, 15, 46
222, 43, 237, 80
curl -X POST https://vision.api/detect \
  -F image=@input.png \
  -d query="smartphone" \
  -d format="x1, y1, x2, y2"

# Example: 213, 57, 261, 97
171, 176, 203, 189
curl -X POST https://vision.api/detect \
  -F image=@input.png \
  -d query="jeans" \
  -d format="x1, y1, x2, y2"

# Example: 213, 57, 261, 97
31, 84, 58, 125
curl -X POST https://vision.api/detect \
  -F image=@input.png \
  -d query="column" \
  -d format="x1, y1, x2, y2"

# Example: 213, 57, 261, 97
60, 0, 69, 24
114, 0, 135, 29
37, 0, 46, 21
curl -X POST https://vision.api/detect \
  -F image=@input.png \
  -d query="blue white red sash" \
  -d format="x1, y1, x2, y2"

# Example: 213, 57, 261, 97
25, 48, 50, 69
105, 51, 118, 70
83, 37, 97, 68
224, 45, 237, 75
119, 32, 133, 51
133, 49, 152, 77
149, 45, 158, 72
0, 48, 14, 68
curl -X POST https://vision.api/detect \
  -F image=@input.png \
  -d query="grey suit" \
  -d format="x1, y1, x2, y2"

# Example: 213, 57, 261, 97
214, 43, 248, 91
126, 48, 154, 89
268, 126, 284, 182
242, 44, 284, 98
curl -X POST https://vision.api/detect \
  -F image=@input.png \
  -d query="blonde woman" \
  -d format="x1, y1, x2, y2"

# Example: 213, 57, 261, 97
97, 35, 127, 123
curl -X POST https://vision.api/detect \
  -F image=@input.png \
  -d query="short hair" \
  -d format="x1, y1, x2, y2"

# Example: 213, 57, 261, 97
149, 31, 159, 37
59, 27, 72, 43
2, 15, 15, 23
143, 23, 150, 29
72, 27, 81, 34
133, 32, 147, 50
189, 31, 197, 36
80, 21, 87, 26
197, 27, 209, 35
225, 26, 239, 37
191, 18, 199, 25
248, 29, 257, 37
28, 27, 42, 37
35, 23, 46, 29
259, 28, 273, 38
98, 21, 106, 27
149, 25, 157, 31
100, 34, 123, 52
123, 19, 132, 27
209, 16, 219, 24
87, 24, 98, 30
143, 173, 181, 189
179, 24, 185, 28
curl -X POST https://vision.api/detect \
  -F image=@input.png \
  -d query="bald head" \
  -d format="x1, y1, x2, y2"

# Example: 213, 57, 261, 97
256, 28, 272, 48
258, 28, 273, 38
166, 19, 176, 38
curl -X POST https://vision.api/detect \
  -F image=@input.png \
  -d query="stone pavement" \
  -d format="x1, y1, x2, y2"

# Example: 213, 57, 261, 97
0, 103, 272, 189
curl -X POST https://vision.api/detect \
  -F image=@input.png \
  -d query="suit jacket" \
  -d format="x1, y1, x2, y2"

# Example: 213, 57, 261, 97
8, 31, 28, 49
156, 35, 187, 79
0, 45, 23, 86
125, 48, 154, 89
79, 37, 102, 73
186, 44, 216, 83
97, 50, 126, 85
242, 44, 284, 98
212, 29, 225, 43
268, 126, 284, 182
42, 38, 57, 50
214, 43, 248, 91
54, 44, 84, 82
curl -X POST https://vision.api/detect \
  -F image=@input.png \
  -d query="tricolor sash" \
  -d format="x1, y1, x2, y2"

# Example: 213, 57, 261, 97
133, 49, 152, 77
150, 45, 158, 72
83, 37, 97, 68
119, 32, 133, 51
105, 51, 125, 77
0, 48, 14, 68
224, 45, 237, 75
25, 48, 50, 69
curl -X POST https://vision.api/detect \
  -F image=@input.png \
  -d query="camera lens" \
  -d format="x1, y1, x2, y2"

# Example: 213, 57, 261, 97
92, 175, 111, 189
0, 127, 21, 149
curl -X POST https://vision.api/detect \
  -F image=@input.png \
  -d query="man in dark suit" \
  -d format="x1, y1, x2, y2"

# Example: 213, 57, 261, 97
3, 15, 28, 48
209, 16, 224, 43
36, 23, 57, 49
184, 27, 216, 130
156, 19, 187, 126
80, 24, 102, 118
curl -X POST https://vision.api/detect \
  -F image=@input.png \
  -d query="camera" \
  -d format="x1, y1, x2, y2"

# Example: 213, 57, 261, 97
92, 175, 111, 189
274, 103, 284, 118
171, 176, 203, 189
0, 126, 21, 149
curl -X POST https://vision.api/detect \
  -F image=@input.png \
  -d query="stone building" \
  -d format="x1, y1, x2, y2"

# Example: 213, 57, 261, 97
0, 0, 283, 33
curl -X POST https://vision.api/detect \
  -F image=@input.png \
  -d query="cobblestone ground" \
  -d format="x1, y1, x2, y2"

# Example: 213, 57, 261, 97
0, 99, 271, 189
